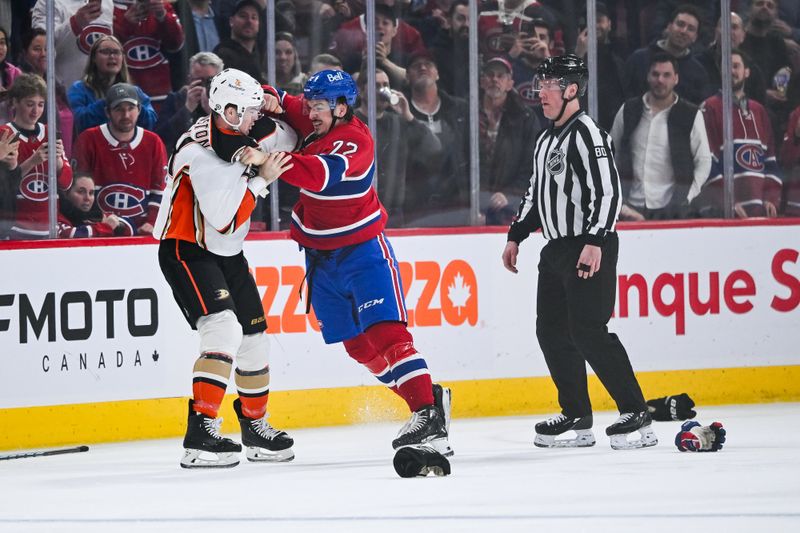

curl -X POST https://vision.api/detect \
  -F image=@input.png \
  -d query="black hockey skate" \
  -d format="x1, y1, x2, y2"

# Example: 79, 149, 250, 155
392, 404, 453, 457
606, 411, 658, 450
432, 383, 452, 434
233, 399, 295, 462
534, 413, 595, 448
180, 399, 242, 469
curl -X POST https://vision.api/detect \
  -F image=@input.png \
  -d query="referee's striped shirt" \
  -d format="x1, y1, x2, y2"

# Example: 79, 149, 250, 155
508, 110, 621, 246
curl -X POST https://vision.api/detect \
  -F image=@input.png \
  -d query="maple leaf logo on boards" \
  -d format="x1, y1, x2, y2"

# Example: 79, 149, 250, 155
447, 273, 471, 315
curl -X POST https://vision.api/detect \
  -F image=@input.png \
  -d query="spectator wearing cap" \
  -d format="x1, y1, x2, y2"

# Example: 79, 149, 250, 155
156, 51, 224, 154
429, 0, 470, 98
354, 67, 442, 227
73, 82, 167, 236
405, 50, 470, 225
213, 0, 266, 83
623, 4, 711, 104
113, 0, 185, 112
573, 1, 625, 131
479, 56, 542, 225
68, 34, 158, 135
329, 3, 427, 88
31, 0, 113, 89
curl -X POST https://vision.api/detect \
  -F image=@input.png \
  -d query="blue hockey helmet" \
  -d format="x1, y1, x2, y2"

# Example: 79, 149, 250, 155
303, 69, 358, 109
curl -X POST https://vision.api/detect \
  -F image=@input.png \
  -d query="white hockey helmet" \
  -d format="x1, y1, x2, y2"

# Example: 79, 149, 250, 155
208, 68, 264, 130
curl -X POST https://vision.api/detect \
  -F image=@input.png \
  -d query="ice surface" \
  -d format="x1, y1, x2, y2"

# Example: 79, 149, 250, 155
1, 403, 798, 532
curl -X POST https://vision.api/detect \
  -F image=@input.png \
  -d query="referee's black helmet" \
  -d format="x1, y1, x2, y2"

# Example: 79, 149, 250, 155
536, 55, 589, 97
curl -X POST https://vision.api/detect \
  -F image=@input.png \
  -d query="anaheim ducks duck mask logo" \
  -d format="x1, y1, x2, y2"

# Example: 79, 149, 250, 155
547, 148, 566, 175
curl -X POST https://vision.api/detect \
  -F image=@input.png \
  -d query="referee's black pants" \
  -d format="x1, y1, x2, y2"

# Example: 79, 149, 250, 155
535, 233, 646, 418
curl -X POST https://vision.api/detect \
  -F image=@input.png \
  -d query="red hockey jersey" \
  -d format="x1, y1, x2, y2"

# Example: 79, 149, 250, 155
779, 106, 800, 217
113, 1, 184, 107
700, 94, 782, 217
1, 123, 73, 239
73, 123, 167, 234
267, 87, 387, 250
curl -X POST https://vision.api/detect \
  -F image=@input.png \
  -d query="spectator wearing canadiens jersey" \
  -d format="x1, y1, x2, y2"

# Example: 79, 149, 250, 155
694, 49, 783, 218
68, 34, 158, 135
73, 83, 167, 236
259, 70, 453, 459
113, 0, 185, 111
31, 0, 113, 88
1, 74, 73, 240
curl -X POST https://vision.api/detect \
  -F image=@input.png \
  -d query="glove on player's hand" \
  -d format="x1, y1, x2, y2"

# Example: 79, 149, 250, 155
675, 421, 726, 452
647, 393, 697, 421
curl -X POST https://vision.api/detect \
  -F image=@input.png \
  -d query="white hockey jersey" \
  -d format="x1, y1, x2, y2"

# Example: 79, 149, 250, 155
153, 115, 297, 256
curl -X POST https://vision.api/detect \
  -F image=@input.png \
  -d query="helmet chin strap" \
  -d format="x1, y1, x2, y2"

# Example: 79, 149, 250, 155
220, 111, 245, 131
552, 84, 579, 124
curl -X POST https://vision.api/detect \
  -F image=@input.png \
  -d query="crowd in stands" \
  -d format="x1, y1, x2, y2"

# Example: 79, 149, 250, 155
1, 0, 799, 241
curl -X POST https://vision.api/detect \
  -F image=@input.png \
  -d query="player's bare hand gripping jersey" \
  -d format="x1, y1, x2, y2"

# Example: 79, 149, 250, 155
153, 115, 297, 255
266, 87, 387, 250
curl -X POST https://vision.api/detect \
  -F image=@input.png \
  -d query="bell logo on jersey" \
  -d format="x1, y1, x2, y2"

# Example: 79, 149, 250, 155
77, 24, 111, 55
98, 185, 146, 217
19, 172, 49, 201
124, 37, 165, 70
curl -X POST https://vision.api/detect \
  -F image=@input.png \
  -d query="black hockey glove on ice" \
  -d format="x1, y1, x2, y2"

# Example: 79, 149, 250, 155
646, 393, 696, 421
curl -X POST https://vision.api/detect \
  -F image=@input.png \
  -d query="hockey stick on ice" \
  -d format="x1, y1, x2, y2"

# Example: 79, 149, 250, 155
0, 445, 89, 461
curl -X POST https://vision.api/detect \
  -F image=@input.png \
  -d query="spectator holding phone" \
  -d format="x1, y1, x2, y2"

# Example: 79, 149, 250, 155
1, 73, 73, 240
31, 0, 113, 89
155, 51, 224, 153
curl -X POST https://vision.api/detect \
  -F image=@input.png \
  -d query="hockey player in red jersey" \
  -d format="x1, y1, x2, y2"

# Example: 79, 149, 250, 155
1, 73, 73, 240
255, 70, 453, 472
153, 68, 297, 468
74, 83, 168, 235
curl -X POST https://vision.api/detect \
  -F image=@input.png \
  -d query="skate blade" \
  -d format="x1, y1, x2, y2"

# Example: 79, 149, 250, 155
609, 426, 658, 450
245, 446, 295, 462
534, 429, 596, 448
180, 449, 240, 469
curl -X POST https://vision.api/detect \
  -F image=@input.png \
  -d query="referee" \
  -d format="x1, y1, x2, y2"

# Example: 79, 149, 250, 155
501, 55, 657, 450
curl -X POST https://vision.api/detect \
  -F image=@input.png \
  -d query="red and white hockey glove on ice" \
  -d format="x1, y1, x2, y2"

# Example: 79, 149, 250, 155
675, 421, 726, 452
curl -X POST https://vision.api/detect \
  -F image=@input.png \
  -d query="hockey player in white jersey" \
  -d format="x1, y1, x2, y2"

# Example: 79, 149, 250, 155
153, 68, 298, 468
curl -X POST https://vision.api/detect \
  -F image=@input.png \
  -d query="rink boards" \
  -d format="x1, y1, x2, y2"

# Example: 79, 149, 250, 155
0, 221, 799, 449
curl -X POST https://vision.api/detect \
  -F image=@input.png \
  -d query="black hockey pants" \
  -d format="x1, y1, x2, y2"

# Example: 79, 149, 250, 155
535, 233, 647, 418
